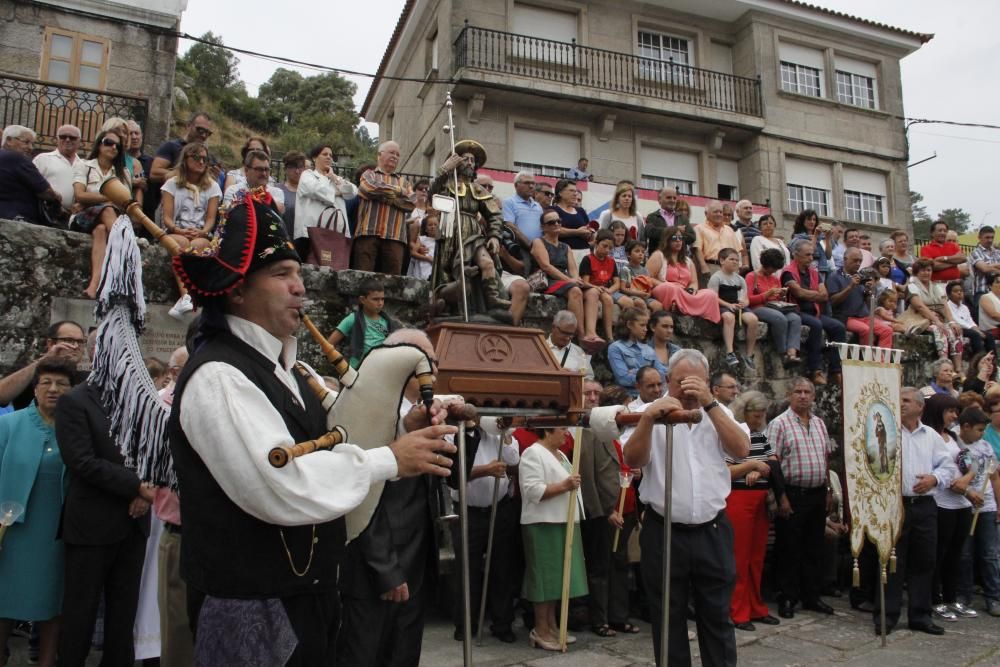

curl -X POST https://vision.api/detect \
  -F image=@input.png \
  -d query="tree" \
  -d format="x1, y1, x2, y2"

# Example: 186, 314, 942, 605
179, 32, 241, 93
910, 190, 933, 238
937, 208, 972, 235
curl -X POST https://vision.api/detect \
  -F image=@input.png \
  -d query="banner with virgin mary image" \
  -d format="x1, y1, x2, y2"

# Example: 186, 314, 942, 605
838, 344, 904, 562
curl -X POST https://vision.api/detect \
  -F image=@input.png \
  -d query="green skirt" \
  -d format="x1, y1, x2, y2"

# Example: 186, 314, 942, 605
522, 522, 588, 603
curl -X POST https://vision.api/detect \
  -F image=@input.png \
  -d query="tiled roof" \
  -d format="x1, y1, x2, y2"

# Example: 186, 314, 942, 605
778, 0, 933, 43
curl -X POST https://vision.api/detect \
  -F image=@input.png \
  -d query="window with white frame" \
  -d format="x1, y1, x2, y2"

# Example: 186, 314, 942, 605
785, 157, 832, 216
835, 55, 878, 109
637, 30, 692, 85
778, 43, 825, 97
513, 127, 580, 178
843, 166, 887, 224
640, 146, 699, 195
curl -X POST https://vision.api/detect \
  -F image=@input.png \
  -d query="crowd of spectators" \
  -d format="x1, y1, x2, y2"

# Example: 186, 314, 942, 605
5, 123, 1000, 664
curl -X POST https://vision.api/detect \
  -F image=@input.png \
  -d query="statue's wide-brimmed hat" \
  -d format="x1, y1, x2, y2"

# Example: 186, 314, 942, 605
454, 139, 487, 169
173, 188, 299, 301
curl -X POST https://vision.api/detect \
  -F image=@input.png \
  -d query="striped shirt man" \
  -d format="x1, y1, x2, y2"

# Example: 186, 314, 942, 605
356, 168, 414, 244
766, 408, 831, 488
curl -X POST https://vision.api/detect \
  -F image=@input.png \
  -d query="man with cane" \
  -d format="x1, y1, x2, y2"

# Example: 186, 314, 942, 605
622, 349, 749, 666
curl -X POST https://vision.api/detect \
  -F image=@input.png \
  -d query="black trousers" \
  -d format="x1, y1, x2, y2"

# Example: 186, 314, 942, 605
581, 515, 612, 626
449, 497, 519, 632
58, 524, 147, 667
187, 588, 340, 667
934, 506, 972, 604
640, 510, 736, 667
774, 485, 827, 605
875, 496, 937, 628
337, 586, 426, 666
609, 512, 638, 625
962, 326, 996, 356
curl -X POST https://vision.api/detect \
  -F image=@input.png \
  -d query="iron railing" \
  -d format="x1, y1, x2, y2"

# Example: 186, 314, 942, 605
454, 24, 763, 118
0, 73, 148, 150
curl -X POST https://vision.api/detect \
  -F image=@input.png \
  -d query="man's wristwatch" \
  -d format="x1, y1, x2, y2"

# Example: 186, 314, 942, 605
703, 400, 720, 412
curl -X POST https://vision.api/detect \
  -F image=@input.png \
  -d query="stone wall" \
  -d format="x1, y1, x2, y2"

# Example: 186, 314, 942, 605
0, 219, 939, 440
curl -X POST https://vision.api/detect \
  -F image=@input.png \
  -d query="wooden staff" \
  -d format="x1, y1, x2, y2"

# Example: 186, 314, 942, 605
497, 408, 702, 431
476, 443, 505, 646
268, 426, 347, 468
559, 427, 584, 652
970, 460, 997, 536
611, 471, 633, 552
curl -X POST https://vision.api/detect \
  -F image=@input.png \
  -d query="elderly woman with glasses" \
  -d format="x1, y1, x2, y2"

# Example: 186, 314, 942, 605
725, 390, 784, 632
70, 129, 134, 299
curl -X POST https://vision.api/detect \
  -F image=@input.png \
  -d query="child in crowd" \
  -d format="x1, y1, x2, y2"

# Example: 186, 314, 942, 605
328, 277, 398, 368
608, 220, 630, 275
619, 240, 662, 312
707, 247, 760, 371
407, 212, 439, 281
579, 230, 636, 342
875, 290, 908, 333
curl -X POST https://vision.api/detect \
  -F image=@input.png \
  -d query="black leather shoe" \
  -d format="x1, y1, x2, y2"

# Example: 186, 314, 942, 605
778, 600, 795, 619
803, 599, 835, 615
752, 614, 781, 625
734, 621, 756, 631
491, 627, 517, 643
908, 622, 944, 635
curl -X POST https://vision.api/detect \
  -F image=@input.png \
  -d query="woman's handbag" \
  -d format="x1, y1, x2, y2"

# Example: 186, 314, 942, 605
765, 301, 798, 314
897, 307, 930, 334
305, 207, 352, 270
526, 269, 548, 292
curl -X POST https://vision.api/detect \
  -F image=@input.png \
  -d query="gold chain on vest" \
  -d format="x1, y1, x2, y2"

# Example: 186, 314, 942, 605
279, 525, 317, 577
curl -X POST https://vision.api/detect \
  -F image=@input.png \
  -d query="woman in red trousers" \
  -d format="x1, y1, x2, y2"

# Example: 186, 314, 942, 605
725, 390, 785, 630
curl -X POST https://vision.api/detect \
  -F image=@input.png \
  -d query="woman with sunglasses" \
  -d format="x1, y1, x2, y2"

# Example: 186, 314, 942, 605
71, 129, 134, 299
531, 207, 595, 346
161, 142, 221, 318
644, 230, 721, 324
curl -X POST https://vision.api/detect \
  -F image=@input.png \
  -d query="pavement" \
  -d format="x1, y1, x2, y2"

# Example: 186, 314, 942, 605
6, 596, 1000, 666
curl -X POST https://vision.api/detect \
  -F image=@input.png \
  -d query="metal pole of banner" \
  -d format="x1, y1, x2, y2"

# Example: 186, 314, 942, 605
869, 291, 876, 358
457, 422, 473, 667
660, 423, 674, 666
879, 564, 887, 648
476, 446, 504, 646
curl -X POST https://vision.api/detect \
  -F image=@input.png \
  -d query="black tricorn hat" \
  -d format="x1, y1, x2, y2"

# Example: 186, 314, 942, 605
173, 188, 299, 301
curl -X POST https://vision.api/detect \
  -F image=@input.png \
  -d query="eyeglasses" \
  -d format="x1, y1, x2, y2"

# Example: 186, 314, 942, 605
50, 336, 86, 346
101, 138, 121, 149
481, 184, 494, 191
187, 154, 208, 163
415, 186, 428, 192
57, 134, 80, 141
537, 190, 554, 197
193, 126, 213, 137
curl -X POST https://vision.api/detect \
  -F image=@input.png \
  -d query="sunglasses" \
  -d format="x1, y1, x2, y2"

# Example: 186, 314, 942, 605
193, 126, 213, 136
101, 138, 121, 149
187, 154, 208, 163
537, 191, 554, 197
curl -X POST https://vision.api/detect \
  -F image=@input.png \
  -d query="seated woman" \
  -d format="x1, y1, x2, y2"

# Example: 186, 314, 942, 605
160, 142, 221, 319
606, 308, 667, 397
749, 215, 789, 272
552, 179, 594, 258
0, 359, 77, 667
71, 129, 135, 300
531, 208, 598, 348
920, 359, 961, 399
597, 182, 643, 240
222, 136, 271, 191
648, 309, 681, 368
906, 258, 964, 374
645, 230, 721, 324
519, 426, 587, 652
746, 248, 802, 367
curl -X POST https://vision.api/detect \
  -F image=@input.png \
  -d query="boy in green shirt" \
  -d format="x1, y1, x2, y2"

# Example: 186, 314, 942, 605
328, 277, 397, 368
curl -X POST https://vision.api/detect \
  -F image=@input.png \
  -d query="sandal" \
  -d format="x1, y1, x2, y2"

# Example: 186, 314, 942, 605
592, 624, 617, 637
609, 622, 640, 634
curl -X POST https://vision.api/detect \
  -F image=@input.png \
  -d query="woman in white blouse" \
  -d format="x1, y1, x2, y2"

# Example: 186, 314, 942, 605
71, 129, 134, 299
161, 142, 221, 318
749, 215, 789, 271
293, 144, 358, 258
597, 182, 644, 241
519, 427, 587, 651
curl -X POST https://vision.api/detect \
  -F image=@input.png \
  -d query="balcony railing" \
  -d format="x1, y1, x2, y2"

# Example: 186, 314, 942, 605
454, 24, 762, 118
0, 73, 148, 150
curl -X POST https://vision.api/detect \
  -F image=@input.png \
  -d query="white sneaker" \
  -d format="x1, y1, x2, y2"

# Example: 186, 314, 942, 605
169, 294, 193, 320
933, 604, 958, 621
949, 602, 978, 618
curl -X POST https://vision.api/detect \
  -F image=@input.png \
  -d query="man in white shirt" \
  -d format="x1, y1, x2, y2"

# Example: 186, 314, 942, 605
222, 150, 285, 213
546, 310, 594, 380
169, 196, 456, 665
874, 387, 959, 636
623, 349, 749, 667
33, 123, 81, 213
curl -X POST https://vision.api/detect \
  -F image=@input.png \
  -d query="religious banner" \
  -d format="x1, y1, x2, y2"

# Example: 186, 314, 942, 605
838, 344, 904, 567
